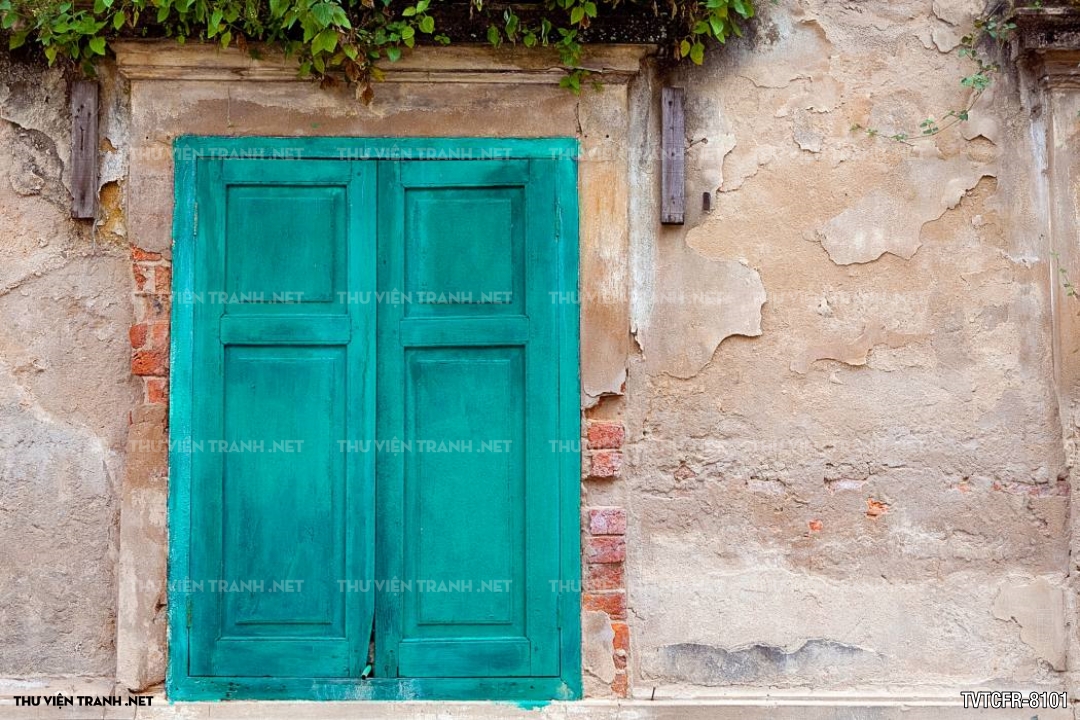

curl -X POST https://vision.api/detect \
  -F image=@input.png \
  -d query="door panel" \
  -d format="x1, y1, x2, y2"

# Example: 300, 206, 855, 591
188, 158, 375, 679
223, 185, 344, 307
376, 159, 562, 679
405, 348, 525, 632
403, 186, 525, 318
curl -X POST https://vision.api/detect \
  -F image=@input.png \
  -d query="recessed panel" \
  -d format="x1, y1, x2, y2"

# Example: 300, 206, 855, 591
220, 346, 347, 638
402, 348, 526, 636
224, 185, 344, 306
404, 188, 524, 317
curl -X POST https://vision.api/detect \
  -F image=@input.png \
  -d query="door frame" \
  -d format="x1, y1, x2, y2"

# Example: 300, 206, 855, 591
167, 137, 582, 702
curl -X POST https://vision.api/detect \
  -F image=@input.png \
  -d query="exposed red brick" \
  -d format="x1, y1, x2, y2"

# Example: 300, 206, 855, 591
129, 323, 148, 349
587, 422, 624, 450
612, 621, 630, 654
155, 265, 173, 294
132, 349, 168, 377
147, 323, 169, 350
136, 294, 171, 324
583, 591, 626, 619
808, 519, 823, 532
132, 263, 150, 292
588, 450, 622, 480
131, 246, 162, 262
610, 671, 629, 697
585, 536, 626, 564
674, 463, 697, 481
587, 506, 627, 536
146, 378, 168, 405
585, 562, 624, 592
866, 498, 889, 518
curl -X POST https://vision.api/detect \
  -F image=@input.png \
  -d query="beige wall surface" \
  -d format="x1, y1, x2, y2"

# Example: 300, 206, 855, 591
0, 53, 134, 678
620, 0, 1073, 697
0, 0, 1078, 708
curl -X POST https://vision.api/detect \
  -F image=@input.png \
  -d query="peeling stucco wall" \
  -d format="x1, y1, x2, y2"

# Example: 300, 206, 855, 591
0, 54, 135, 677
622, 0, 1072, 696
0, 0, 1077, 705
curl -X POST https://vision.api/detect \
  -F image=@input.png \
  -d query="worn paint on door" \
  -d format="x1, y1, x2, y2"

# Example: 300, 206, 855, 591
168, 138, 581, 702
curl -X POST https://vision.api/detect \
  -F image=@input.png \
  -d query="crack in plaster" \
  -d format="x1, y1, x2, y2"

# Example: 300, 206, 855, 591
992, 578, 1067, 671
815, 153, 996, 266
791, 322, 927, 375
639, 244, 766, 379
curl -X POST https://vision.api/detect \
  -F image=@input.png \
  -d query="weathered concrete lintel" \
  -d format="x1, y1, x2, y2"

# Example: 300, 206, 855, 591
1016, 8, 1080, 87
1024, 48, 1080, 88
112, 41, 654, 85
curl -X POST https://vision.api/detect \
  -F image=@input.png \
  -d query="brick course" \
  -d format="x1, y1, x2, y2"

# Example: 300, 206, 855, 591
130, 245, 172, 413
582, 418, 630, 696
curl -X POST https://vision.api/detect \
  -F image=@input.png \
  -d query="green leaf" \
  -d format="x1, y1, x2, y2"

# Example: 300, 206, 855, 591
732, 0, 753, 18
313, 27, 337, 53
570, 6, 584, 24
419, 15, 434, 33
89, 36, 106, 55
219, 29, 232, 48
386, 45, 401, 61
559, 71, 582, 94
330, 6, 351, 28
209, 9, 223, 35
689, 41, 704, 65
583, 1, 596, 17
8, 30, 26, 50
113, 11, 125, 30
310, 2, 334, 27
486, 24, 500, 46
402, 6, 416, 16
679, 39, 691, 58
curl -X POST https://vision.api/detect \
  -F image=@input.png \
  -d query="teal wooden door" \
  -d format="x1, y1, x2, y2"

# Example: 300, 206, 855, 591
187, 158, 376, 679
172, 138, 580, 700
375, 159, 562, 678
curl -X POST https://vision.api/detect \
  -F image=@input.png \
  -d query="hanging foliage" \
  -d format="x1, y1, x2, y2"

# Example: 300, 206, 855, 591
0, 0, 756, 97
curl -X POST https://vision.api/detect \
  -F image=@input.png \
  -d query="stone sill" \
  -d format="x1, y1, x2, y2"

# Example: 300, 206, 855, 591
0, 680, 1073, 720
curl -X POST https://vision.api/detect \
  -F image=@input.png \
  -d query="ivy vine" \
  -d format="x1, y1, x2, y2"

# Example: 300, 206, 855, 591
0, 0, 756, 98
853, 3, 1024, 143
